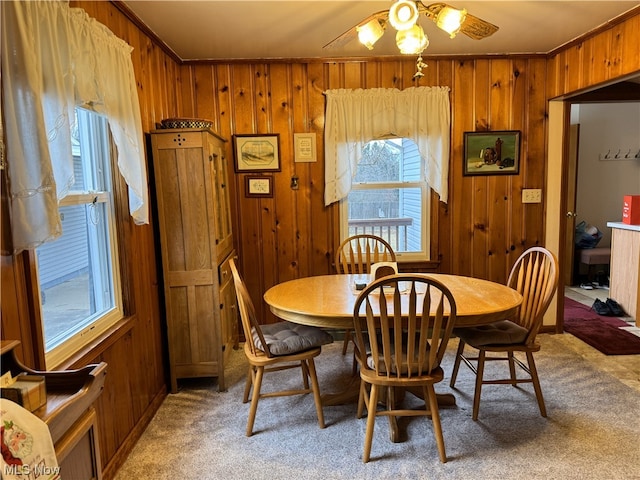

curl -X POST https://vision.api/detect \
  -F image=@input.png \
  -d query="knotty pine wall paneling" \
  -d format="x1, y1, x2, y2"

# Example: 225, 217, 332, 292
177, 56, 554, 325
547, 8, 640, 99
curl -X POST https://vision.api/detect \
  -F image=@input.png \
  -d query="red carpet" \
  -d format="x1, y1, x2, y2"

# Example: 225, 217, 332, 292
564, 297, 640, 355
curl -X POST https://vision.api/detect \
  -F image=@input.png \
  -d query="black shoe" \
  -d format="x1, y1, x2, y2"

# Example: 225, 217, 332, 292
606, 298, 625, 317
592, 298, 612, 316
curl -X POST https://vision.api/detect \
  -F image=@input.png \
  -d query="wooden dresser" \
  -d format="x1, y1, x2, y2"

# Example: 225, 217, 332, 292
0, 340, 107, 479
150, 128, 237, 393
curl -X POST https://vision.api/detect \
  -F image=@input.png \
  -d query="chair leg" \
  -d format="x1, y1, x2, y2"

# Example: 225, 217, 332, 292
526, 351, 547, 417
425, 384, 447, 463
342, 329, 352, 355
300, 361, 310, 389
351, 350, 358, 376
472, 350, 486, 421
507, 352, 517, 386
356, 379, 366, 419
449, 339, 466, 388
246, 366, 264, 436
306, 358, 326, 429
243, 365, 254, 403
362, 383, 378, 463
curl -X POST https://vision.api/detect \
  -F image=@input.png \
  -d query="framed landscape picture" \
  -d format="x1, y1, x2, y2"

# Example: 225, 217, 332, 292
463, 130, 521, 176
233, 134, 280, 172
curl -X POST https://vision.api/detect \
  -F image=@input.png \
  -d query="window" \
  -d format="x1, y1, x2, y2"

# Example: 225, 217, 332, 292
340, 137, 429, 261
36, 108, 122, 368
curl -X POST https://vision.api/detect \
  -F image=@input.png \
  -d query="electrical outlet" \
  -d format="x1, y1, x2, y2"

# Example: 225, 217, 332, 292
522, 189, 542, 203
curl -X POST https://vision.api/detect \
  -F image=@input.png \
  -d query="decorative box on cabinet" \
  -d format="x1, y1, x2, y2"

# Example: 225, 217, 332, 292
0, 340, 107, 480
151, 128, 237, 393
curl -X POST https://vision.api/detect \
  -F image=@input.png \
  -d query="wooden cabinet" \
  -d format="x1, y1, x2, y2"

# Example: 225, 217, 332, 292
151, 128, 237, 393
607, 222, 640, 324
0, 340, 107, 480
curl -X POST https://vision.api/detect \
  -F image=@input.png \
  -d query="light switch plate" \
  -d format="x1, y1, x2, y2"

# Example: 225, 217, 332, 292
522, 189, 542, 203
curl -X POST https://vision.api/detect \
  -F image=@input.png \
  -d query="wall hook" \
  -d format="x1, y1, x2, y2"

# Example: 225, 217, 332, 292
604, 149, 611, 159
625, 149, 632, 158
614, 148, 622, 158
636, 150, 640, 159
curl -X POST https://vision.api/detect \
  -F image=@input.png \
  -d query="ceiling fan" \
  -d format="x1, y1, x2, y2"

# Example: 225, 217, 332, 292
323, 1, 498, 76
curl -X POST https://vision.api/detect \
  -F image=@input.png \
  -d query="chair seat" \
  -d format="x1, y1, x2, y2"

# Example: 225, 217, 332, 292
254, 321, 333, 356
454, 320, 528, 347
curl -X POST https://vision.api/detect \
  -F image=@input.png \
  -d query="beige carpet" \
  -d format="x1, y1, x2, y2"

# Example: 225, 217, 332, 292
114, 335, 640, 480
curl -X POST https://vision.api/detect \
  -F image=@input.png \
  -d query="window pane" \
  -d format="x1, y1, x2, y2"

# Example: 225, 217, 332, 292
37, 202, 114, 351
347, 187, 422, 253
354, 138, 421, 184
354, 140, 402, 183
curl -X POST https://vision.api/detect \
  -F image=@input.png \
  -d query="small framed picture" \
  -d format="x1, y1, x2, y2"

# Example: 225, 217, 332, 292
245, 175, 273, 198
463, 130, 521, 176
233, 134, 280, 172
294, 133, 317, 163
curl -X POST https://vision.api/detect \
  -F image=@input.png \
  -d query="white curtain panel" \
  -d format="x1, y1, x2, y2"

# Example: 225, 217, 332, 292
1, 0, 148, 253
323, 86, 451, 206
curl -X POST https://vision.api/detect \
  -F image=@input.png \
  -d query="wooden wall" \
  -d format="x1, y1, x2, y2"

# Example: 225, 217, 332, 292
177, 57, 551, 321
0, 2, 638, 479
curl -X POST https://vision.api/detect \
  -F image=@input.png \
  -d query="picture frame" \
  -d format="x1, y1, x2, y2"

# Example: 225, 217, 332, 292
233, 134, 280, 172
294, 133, 317, 163
245, 175, 273, 198
463, 130, 521, 176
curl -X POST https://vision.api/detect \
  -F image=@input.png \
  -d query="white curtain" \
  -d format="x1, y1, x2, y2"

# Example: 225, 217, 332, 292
1, 0, 148, 253
324, 86, 451, 206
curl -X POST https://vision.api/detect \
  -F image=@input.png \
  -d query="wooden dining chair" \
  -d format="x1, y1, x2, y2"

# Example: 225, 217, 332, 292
229, 258, 334, 436
335, 234, 397, 356
352, 274, 458, 463
449, 246, 559, 420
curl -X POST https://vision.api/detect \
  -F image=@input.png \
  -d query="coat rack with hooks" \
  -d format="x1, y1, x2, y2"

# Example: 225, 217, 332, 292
599, 148, 640, 161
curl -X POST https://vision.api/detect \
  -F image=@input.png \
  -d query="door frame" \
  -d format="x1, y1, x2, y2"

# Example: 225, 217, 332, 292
545, 100, 570, 333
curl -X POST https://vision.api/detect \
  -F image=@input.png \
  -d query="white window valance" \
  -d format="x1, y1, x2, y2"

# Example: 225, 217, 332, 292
323, 86, 451, 206
1, 0, 148, 253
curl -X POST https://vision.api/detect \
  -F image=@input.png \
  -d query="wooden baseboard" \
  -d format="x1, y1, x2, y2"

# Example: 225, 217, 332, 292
100, 386, 167, 480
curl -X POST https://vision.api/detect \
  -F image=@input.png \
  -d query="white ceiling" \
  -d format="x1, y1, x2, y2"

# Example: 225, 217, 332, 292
120, 1, 639, 61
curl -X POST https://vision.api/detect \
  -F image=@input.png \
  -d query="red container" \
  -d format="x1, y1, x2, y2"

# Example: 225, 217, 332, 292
622, 195, 640, 225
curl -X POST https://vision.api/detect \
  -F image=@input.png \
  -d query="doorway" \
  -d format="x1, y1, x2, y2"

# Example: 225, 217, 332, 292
548, 77, 640, 331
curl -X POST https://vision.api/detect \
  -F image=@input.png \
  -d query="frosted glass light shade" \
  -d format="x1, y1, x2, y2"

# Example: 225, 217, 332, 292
395, 24, 429, 54
357, 19, 385, 49
388, 0, 419, 31
436, 6, 467, 38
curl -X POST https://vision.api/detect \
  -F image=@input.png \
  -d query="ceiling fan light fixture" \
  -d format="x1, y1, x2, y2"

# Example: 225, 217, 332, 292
435, 6, 467, 38
356, 19, 386, 49
389, 0, 419, 31
395, 24, 429, 55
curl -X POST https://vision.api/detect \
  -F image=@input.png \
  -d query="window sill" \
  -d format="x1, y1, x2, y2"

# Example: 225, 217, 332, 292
53, 315, 136, 370
398, 260, 440, 273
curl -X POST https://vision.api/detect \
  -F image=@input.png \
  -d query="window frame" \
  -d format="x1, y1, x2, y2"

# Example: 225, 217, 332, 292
339, 138, 430, 263
36, 108, 124, 369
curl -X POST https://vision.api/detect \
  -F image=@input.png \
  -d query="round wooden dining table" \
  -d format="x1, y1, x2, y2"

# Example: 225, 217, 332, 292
264, 273, 522, 442
264, 273, 522, 330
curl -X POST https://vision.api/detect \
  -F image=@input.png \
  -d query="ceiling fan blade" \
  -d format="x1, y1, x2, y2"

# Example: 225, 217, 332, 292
323, 10, 389, 49
459, 13, 499, 40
